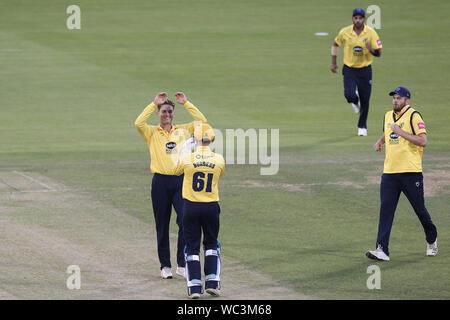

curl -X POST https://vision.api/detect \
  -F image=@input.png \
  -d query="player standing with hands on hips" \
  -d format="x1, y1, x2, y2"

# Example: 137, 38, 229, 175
135, 92, 207, 279
366, 86, 438, 261
173, 123, 225, 299
331, 8, 382, 136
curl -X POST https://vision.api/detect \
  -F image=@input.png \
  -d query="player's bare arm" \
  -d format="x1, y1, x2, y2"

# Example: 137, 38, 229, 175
331, 41, 339, 73
390, 123, 427, 147
374, 135, 385, 151
135, 93, 165, 139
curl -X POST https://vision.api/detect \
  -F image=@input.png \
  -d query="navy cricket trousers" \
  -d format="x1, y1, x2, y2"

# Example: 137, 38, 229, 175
151, 173, 185, 269
183, 200, 220, 256
183, 200, 221, 291
342, 64, 372, 129
376, 173, 437, 256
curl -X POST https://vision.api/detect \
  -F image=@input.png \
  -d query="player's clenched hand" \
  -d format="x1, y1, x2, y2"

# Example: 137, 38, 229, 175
391, 123, 403, 135
365, 41, 372, 51
154, 92, 168, 105
374, 140, 383, 152
175, 92, 188, 105
331, 64, 338, 73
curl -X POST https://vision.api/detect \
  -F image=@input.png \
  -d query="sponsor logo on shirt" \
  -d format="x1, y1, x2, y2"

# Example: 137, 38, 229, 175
166, 142, 177, 154
418, 122, 426, 130
389, 132, 399, 145
377, 39, 382, 46
196, 154, 213, 159
353, 46, 363, 56
390, 133, 399, 139
166, 142, 177, 149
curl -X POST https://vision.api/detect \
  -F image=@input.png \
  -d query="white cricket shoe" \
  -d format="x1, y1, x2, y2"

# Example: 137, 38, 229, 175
358, 128, 367, 136
426, 239, 438, 256
351, 102, 360, 114
206, 288, 221, 297
351, 90, 361, 114
161, 267, 173, 279
366, 245, 390, 261
189, 293, 201, 299
176, 266, 186, 278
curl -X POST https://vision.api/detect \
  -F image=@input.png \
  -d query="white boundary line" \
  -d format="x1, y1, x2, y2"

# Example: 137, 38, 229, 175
12, 171, 57, 191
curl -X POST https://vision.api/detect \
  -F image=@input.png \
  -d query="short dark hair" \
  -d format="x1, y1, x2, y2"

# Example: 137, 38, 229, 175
157, 99, 175, 110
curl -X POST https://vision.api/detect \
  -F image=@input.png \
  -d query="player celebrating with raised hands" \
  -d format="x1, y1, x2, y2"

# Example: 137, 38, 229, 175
135, 91, 207, 279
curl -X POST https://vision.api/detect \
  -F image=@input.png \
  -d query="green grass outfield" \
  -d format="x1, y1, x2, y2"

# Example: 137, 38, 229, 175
1, 0, 449, 299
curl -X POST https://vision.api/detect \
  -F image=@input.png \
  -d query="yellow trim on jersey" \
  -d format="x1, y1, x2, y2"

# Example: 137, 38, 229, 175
174, 146, 225, 203
334, 24, 382, 68
135, 101, 207, 174
383, 105, 426, 173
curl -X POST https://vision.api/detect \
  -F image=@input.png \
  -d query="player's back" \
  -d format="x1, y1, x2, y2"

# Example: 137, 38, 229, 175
179, 146, 225, 203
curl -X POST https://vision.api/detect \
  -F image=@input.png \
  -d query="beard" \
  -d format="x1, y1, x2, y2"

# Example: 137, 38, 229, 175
394, 103, 406, 112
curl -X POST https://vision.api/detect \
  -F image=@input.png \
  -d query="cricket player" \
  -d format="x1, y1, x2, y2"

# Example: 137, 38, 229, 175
173, 123, 225, 299
135, 92, 207, 279
366, 86, 438, 261
331, 8, 382, 136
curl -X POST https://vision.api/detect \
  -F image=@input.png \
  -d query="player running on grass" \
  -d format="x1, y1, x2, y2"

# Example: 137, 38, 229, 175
331, 8, 382, 136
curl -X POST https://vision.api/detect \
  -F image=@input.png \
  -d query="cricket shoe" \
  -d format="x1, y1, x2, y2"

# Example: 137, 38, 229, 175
205, 288, 221, 297
161, 267, 173, 279
176, 266, 186, 278
351, 90, 361, 114
188, 285, 203, 299
366, 245, 390, 261
426, 239, 438, 256
358, 128, 367, 136
189, 293, 201, 299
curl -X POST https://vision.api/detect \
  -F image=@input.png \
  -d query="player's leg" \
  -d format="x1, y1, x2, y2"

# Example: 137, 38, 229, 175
172, 174, 186, 270
202, 202, 221, 295
400, 173, 438, 247
375, 174, 401, 257
183, 200, 203, 298
342, 65, 359, 105
356, 65, 372, 131
151, 174, 173, 272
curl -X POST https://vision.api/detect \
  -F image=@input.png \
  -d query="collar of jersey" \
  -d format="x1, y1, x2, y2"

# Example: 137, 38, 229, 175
393, 105, 411, 122
157, 124, 179, 134
352, 24, 367, 36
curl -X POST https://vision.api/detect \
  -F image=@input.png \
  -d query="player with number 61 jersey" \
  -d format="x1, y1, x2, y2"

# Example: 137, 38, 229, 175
173, 125, 225, 202
173, 123, 225, 299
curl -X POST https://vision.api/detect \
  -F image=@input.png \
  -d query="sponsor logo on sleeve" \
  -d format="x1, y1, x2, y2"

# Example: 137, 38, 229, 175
418, 122, 426, 130
377, 39, 382, 46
